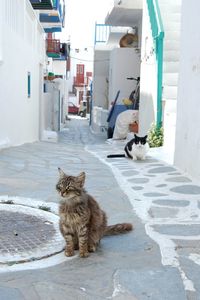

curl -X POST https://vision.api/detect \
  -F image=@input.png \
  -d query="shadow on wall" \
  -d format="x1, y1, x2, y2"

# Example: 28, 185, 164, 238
139, 90, 155, 136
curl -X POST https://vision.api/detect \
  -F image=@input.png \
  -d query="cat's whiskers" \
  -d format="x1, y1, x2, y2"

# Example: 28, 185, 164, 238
60, 191, 78, 201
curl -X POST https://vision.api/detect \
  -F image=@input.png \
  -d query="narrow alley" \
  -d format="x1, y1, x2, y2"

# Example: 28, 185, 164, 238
0, 118, 200, 300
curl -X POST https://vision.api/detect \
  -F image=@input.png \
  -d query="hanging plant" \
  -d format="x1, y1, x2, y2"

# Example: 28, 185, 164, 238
147, 123, 164, 148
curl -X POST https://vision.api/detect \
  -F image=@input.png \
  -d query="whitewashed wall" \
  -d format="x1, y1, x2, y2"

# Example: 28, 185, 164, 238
139, 0, 157, 136
53, 78, 69, 125
0, 0, 45, 148
92, 49, 110, 109
52, 61, 66, 78
174, 0, 200, 180
109, 48, 140, 106
113, 0, 143, 9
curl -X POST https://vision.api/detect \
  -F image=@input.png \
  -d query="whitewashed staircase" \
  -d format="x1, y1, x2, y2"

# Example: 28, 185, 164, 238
158, 0, 182, 152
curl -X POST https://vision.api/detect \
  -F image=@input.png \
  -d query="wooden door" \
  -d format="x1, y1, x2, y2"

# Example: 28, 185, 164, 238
76, 64, 84, 84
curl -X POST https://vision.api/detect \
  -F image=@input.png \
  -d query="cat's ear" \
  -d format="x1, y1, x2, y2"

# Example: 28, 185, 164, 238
144, 135, 148, 139
58, 167, 66, 178
77, 172, 86, 187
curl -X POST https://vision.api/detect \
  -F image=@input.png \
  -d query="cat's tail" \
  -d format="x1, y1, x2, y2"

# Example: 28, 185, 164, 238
107, 154, 125, 158
104, 223, 133, 236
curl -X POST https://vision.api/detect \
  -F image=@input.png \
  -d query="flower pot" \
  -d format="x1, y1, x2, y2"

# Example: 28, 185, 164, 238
129, 122, 138, 133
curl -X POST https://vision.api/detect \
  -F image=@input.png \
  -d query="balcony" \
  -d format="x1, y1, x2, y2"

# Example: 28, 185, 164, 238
94, 24, 111, 44
94, 24, 139, 47
39, 0, 65, 32
29, 0, 54, 10
105, 0, 143, 26
46, 38, 69, 60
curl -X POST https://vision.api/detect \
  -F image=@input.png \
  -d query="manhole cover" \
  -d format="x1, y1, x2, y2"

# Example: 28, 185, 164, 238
0, 203, 65, 265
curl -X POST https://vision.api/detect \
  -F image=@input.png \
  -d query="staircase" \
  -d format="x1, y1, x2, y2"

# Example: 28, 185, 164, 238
159, 0, 182, 150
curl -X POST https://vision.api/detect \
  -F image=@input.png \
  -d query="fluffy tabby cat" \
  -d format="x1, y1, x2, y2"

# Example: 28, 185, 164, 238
56, 168, 133, 258
107, 134, 149, 160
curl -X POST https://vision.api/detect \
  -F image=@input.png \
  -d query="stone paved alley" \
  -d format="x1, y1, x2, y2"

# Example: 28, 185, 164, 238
0, 117, 200, 300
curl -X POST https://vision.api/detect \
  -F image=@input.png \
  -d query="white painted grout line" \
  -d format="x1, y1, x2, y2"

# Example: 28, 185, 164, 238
189, 253, 200, 266
86, 144, 200, 292
0, 252, 76, 274
0, 195, 59, 215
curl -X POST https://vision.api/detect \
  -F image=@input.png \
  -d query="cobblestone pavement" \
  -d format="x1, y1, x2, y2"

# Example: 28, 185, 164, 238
0, 117, 200, 299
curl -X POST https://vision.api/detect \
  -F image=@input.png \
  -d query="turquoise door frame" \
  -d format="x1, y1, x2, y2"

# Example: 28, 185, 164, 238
146, 0, 164, 128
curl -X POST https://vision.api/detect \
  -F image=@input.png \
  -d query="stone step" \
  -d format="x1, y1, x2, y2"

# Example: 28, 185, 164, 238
158, 0, 182, 5
159, 1, 181, 103
159, 3, 182, 14
164, 30, 181, 40
163, 73, 179, 86
161, 12, 181, 23
164, 40, 180, 51
163, 21, 181, 32
163, 49, 180, 62
162, 85, 178, 101
163, 61, 180, 73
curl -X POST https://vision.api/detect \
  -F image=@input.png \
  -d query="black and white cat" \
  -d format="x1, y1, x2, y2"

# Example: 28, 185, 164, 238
107, 134, 149, 160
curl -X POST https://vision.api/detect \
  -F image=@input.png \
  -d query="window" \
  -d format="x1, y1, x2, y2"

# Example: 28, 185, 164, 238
27, 72, 31, 98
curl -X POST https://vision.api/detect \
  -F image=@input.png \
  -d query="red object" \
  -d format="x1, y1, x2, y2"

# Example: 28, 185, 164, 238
46, 39, 60, 53
47, 33, 53, 39
86, 71, 92, 77
73, 76, 86, 86
68, 102, 79, 114
76, 64, 84, 85
129, 122, 139, 133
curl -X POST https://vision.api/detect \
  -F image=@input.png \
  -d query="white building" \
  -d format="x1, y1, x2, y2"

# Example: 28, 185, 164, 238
174, 0, 200, 181
91, 0, 200, 181
0, 0, 67, 148
0, 0, 45, 148
92, 16, 142, 134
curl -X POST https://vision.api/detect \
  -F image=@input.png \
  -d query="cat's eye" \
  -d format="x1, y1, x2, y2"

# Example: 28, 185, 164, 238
56, 184, 61, 191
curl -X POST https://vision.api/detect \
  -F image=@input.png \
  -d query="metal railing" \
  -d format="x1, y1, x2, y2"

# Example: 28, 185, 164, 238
46, 39, 68, 60
94, 23, 111, 45
46, 39, 60, 53
146, 0, 164, 128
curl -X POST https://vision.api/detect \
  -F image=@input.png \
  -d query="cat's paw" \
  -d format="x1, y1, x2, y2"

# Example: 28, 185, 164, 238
141, 156, 146, 160
79, 251, 89, 258
65, 248, 74, 257
88, 245, 96, 252
132, 156, 137, 161
65, 250, 74, 257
